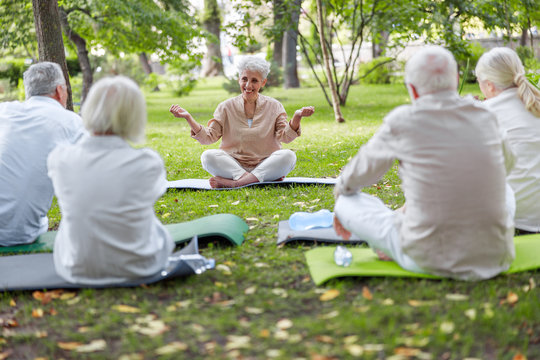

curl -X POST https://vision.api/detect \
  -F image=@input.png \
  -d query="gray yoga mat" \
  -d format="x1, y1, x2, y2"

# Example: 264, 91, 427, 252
276, 220, 366, 246
167, 177, 337, 190
0, 236, 214, 291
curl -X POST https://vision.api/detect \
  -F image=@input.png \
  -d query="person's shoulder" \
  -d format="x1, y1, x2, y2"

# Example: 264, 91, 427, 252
384, 104, 413, 124
218, 95, 241, 108
137, 147, 165, 166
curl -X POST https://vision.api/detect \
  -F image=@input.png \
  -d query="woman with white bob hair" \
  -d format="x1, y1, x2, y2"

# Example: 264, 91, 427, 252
476, 47, 540, 234
170, 55, 315, 188
48, 76, 174, 284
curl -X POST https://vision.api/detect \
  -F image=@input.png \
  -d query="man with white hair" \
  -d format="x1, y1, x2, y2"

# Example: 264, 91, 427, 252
0, 62, 85, 246
333, 46, 516, 280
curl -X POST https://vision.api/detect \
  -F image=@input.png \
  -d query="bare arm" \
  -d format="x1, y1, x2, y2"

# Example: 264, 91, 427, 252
169, 104, 202, 133
290, 106, 315, 131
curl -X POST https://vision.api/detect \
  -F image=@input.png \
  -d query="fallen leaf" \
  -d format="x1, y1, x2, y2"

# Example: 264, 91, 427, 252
315, 335, 334, 344
274, 330, 289, 340
344, 335, 359, 344
507, 292, 519, 305
445, 293, 469, 301
32, 308, 44, 318
208, 204, 218, 208
346, 344, 364, 356
112, 305, 141, 313
244, 286, 257, 295
225, 335, 251, 350
155, 341, 188, 355
276, 319, 293, 330
118, 354, 144, 360
396, 336, 429, 347
76, 339, 107, 353
176, 300, 192, 308
319, 289, 340, 301
408, 300, 438, 307
512, 353, 527, 360
231, 200, 240, 205
259, 329, 270, 338
395, 347, 421, 356
60, 292, 77, 301
381, 298, 394, 306
162, 213, 171, 218
464, 308, 477, 320
272, 288, 288, 298
216, 264, 232, 275
50, 308, 58, 316
0, 350, 12, 360
266, 349, 281, 358
362, 286, 373, 300
254, 262, 269, 268
57, 341, 83, 350
363, 344, 384, 352
288, 334, 303, 343
245, 217, 259, 222
320, 310, 339, 319
34, 330, 48, 338
131, 318, 169, 337
439, 321, 455, 334
9, 299, 15, 307
245, 307, 264, 315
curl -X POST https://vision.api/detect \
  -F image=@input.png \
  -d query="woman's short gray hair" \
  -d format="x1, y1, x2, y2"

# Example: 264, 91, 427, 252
81, 76, 147, 143
23, 62, 66, 99
405, 46, 458, 96
237, 56, 270, 79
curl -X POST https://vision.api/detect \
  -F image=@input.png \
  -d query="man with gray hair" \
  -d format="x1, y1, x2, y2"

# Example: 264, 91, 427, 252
0, 61, 85, 246
333, 46, 515, 280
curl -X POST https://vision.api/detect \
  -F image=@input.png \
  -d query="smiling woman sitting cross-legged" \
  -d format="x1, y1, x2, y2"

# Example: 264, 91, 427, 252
169, 56, 314, 188
48, 76, 174, 285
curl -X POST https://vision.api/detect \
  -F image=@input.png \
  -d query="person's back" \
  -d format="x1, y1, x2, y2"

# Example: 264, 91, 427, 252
333, 46, 515, 280
476, 47, 540, 232
48, 76, 174, 284
389, 92, 514, 278
0, 62, 85, 246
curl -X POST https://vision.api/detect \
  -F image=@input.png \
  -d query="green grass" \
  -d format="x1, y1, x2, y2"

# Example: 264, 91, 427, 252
2, 79, 539, 359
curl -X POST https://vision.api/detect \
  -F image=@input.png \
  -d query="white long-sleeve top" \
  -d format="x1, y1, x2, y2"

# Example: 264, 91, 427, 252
483, 88, 540, 231
335, 91, 515, 280
0, 96, 85, 246
48, 136, 174, 284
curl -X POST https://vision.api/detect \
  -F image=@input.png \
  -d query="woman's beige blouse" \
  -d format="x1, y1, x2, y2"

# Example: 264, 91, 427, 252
191, 94, 301, 169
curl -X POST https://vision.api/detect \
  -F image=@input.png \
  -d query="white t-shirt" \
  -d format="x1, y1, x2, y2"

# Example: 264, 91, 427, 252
483, 88, 540, 231
0, 96, 85, 246
48, 135, 174, 284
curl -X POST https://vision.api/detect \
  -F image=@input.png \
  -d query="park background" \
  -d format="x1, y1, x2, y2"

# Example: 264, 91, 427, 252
0, 0, 539, 359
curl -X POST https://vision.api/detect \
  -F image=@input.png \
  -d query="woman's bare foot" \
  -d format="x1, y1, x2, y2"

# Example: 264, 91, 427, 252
375, 249, 393, 261
209, 173, 260, 188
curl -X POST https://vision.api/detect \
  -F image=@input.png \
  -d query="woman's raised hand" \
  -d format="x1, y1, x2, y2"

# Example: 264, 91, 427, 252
169, 104, 191, 120
294, 106, 315, 118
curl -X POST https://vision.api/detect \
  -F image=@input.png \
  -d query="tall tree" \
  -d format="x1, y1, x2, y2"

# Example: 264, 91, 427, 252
201, 0, 224, 77
272, 0, 285, 67
31, 0, 73, 110
315, 0, 344, 122
282, 0, 301, 88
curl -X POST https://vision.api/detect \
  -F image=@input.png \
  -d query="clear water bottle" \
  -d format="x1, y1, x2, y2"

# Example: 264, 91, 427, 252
334, 246, 353, 267
289, 209, 334, 231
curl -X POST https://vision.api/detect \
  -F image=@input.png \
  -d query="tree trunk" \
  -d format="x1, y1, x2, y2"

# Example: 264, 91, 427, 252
315, 0, 345, 123
59, 8, 93, 104
201, 0, 223, 77
139, 52, 160, 92
31, 0, 73, 110
282, 0, 301, 88
272, 0, 284, 67
372, 30, 389, 58
520, 27, 528, 47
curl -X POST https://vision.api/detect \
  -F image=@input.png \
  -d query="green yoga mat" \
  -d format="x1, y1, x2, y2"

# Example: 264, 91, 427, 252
306, 234, 540, 285
0, 214, 248, 254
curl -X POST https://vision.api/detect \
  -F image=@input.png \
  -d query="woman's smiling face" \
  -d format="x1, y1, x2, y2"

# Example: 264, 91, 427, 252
239, 70, 267, 102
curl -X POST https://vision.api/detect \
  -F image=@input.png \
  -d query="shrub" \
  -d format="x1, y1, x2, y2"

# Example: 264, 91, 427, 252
358, 57, 394, 84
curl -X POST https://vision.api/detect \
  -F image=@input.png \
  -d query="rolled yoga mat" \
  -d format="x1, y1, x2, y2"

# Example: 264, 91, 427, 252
305, 234, 540, 285
277, 220, 366, 246
167, 177, 337, 190
0, 214, 249, 254
0, 236, 214, 291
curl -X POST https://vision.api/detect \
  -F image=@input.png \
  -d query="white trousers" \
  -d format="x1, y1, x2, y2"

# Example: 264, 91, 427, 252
334, 184, 516, 274
200, 149, 296, 182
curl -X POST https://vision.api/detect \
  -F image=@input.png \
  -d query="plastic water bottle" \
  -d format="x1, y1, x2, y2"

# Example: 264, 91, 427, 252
334, 246, 353, 267
289, 209, 334, 231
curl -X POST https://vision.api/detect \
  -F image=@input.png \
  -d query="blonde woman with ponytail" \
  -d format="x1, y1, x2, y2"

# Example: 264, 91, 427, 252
476, 47, 540, 233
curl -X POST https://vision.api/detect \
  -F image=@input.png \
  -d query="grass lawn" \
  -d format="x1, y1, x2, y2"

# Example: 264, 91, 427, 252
2, 78, 539, 359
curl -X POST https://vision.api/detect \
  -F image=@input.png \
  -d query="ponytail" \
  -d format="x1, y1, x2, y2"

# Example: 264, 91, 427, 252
514, 72, 540, 117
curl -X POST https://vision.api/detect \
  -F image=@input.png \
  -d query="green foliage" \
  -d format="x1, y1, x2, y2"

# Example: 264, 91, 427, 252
358, 57, 397, 85
457, 42, 485, 84
0, 58, 27, 87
